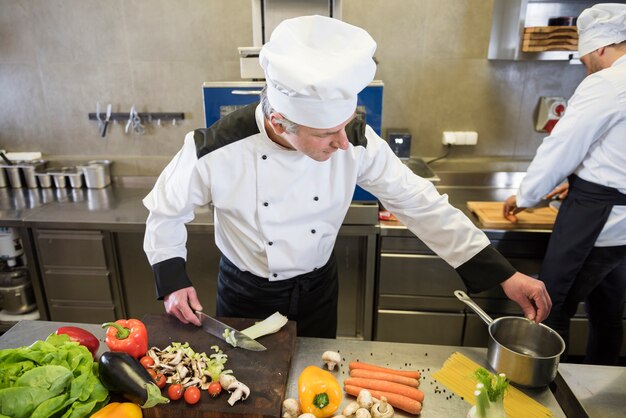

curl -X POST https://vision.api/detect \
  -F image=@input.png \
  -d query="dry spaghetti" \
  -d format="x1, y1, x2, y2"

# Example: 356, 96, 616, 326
431, 352, 554, 418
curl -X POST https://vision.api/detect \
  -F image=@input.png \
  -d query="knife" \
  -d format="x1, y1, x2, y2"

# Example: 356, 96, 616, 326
195, 311, 266, 351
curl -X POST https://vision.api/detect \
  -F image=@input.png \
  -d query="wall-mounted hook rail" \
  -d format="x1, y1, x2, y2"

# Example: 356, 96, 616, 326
88, 112, 185, 122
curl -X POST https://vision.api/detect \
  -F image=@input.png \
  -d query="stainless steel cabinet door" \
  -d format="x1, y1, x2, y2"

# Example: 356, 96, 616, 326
376, 310, 464, 346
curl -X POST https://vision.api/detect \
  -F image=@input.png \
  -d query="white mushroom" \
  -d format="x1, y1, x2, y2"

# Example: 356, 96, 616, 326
357, 389, 374, 410
282, 398, 301, 418
371, 396, 394, 418
297, 414, 317, 418
219, 372, 238, 389
355, 408, 372, 418
226, 380, 250, 406
322, 351, 341, 371
342, 400, 360, 417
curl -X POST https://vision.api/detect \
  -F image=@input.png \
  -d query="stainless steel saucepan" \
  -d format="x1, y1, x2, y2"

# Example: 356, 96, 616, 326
454, 290, 565, 388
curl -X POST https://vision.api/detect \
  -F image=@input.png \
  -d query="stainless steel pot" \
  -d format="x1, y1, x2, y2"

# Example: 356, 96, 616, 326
0, 267, 37, 314
455, 290, 565, 388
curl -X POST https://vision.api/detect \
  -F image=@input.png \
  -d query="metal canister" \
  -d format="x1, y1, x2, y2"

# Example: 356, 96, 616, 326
5, 166, 23, 188
0, 267, 37, 314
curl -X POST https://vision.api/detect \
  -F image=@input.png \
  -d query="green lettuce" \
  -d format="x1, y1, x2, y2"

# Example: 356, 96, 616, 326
0, 333, 109, 418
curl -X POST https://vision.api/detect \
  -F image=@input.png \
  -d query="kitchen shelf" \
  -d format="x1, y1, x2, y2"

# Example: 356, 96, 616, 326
488, 0, 593, 61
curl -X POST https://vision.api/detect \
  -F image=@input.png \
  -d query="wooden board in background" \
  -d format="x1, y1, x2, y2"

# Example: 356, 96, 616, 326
523, 26, 577, 34
467, 201, 556, 229
141, 314, 297, 418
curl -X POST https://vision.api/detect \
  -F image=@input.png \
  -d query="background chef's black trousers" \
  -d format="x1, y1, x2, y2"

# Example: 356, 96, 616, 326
544, 245, 626, 365
216, 254, 338, 338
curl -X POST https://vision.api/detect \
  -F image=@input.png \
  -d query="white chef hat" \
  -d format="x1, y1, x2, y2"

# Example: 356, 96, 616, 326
578, 3, 626, 57
259, 15, 377, 129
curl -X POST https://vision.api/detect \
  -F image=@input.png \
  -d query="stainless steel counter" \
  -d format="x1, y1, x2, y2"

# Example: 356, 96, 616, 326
1, 320, 569, 418
557, 363, 626, 418
286, 337, 566, 418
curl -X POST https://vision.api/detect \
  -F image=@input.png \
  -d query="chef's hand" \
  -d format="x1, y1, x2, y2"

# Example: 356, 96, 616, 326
164, 286, 203, 326
545, 182, 569, 200
500, 272, 552, 323
503, 195, 526, 223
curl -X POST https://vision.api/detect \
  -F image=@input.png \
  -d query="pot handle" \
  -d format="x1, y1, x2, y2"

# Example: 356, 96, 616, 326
454, 290, 494, 326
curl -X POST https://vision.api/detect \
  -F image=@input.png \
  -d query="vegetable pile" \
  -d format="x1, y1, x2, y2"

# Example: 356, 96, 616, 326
345, 361, 424, 415
146, 342, 229, 390
0, 333, 109, 418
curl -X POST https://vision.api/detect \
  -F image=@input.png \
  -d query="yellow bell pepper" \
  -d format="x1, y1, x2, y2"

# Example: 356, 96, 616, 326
90, 402, 143, 418
298, 365, 342, 418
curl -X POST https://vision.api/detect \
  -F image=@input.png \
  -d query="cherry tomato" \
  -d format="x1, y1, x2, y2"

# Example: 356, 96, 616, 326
147, 368, 157, 380
155, 373, 167, 389
140, 355, 155, 369
168, 383, 183, 401
207, 381, 222, 398
184, 386, 201, 405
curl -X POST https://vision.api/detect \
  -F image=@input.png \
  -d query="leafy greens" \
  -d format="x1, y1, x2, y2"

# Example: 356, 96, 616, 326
0, 333, 109, 418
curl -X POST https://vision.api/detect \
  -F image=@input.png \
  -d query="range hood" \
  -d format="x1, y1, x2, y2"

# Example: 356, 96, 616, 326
239, 0, 343, 79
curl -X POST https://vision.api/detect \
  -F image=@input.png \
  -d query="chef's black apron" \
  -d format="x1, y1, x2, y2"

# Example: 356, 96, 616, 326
215, 254, 338, 338
541, 175, 626, 362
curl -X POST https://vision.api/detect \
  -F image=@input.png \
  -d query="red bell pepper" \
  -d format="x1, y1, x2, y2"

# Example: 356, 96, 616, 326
102, 319, 148, 359
55, 326, 100, 357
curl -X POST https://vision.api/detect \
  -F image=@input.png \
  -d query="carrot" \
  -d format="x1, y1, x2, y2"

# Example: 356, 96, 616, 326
350, 369, 420, 387
345, 384, 422, 415
344, 377, 424, 402
349, 361, 421, 379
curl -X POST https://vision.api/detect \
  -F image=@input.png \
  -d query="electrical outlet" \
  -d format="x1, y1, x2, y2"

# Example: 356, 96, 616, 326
442, 131, 478, 146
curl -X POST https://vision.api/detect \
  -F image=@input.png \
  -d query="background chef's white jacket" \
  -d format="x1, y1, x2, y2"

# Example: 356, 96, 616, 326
516, 55, 626, 247
144, 105, 491, 281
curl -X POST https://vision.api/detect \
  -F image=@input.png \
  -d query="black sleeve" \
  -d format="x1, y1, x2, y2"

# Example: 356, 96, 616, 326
455, 245, 516, 293
152, 257, 193, 300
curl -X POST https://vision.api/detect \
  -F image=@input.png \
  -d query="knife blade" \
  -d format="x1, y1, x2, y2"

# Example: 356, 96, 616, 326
195, 311, 266, 351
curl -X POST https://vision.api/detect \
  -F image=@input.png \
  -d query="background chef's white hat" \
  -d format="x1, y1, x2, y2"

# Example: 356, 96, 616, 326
259, 15, 377, 129
578, 3, 626, 57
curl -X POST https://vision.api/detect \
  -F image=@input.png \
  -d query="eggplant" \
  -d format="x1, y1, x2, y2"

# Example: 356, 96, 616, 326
98, 351, 169, 408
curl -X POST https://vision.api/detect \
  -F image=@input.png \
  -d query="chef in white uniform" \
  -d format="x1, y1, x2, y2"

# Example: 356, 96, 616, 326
504, 3, 626, 364
144, 15, 551, 338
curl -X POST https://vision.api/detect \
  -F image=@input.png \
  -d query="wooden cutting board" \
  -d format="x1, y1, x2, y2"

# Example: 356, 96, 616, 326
467, 201, 556, 229
141, 313, 297, 418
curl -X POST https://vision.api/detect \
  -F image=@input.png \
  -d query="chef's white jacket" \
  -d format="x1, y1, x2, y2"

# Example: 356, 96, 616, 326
144, 104, 512, 297
516, 55, 626, 247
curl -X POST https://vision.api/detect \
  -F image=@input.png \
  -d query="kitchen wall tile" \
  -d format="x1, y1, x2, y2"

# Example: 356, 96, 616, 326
123, 0, 251, 63
0, 64, 50, 145
0, 0, 38, 64
0, 0, 592, 170
30, 0, 129, 64
513, 62, 586, 156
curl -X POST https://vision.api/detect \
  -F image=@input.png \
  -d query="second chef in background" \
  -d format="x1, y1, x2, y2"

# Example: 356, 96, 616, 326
143, 15, 551, 338
504, 3, 626, 365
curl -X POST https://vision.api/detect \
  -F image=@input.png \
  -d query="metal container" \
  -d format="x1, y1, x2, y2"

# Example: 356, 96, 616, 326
81, 160, 112, 189
21, 160, 47, 188
67, 170, 84, 189
0, 267, 37, 314
51, 171, 68, 188
5, 166, 23, 188
0, 168, 7, 188
35, 171, 53, 188
455, 290, 565, 387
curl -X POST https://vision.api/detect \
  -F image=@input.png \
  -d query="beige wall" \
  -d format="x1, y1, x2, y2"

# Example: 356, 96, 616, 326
0, 0, 586, 175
